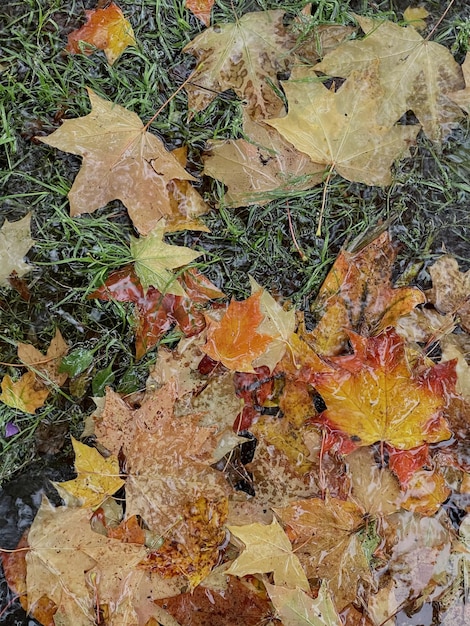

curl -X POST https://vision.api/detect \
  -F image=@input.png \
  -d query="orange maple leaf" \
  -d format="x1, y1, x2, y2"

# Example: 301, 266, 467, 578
186, 0, 214, 27
307, 231, 426, 356
203, 292, 273, 372
309, 328, 455, 450
66, 2, 136, 65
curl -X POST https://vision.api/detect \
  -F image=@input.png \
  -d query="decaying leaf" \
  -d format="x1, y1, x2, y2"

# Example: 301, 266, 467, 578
17, 328, 69, 388
203, 292, 274, 372
309, 329, 454, 450
203, 114, 324, 207
276, 496, 372, 611
183, 10, 295, 119
265, 580, 342, 626
449, 52, 470, 115
306, 230, 426, 355
66, 2, 136, 65
267, 63, 419, 187
314, 14, 464, 141
0, 371, 49, 413
25, 498, 183, 626
130, 224, 202, 296
0, 213, 35, 287
426, 255, 470, 332
38, 88, 208, 235
55, 438, 125, 508
226, 518, 310, 591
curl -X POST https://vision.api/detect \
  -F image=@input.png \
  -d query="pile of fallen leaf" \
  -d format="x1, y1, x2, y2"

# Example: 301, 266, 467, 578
1, 1, 470, 625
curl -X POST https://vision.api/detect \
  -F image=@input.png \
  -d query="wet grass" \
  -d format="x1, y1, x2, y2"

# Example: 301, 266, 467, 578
1, 0, 470, 490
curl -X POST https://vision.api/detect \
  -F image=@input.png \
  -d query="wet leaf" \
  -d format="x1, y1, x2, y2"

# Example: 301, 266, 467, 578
91, 359, 115, 397
66, 2, 136, 65
0, 371, 49, 413
89, 265, 224, 359
59, 347, 94, 378
275, 496, 371, 610
55, 437, 125, 508
18, 328, 69, 388
157, 575, 272, 626
38, 88, 208, 235
186, 0, 214, 27
309, 329, 454, 450
183, 10, 295, 119
403, 6, 429, 31
267, 63, 419, 187
314, 14, 464, 141
0, 213, 35, 287
203, 292, 274, 372
400, 468, 451, 516
226, 518, 310, 591
426, 255, 470, 332
306, 231, 426, 356
203, 114, 324, 207
24, 498, 181, 625
130, 223, 202, 296
449, 52, 470, 115
265, 580, 342, 626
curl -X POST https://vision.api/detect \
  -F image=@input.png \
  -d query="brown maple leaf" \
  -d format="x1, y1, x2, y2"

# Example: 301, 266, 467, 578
426, 255, 470, 333
183, 10, 295, 120
17, 328, 69, 388
275, 495, 372, 610
203, 113, 324, 207
38, 88, 209, 234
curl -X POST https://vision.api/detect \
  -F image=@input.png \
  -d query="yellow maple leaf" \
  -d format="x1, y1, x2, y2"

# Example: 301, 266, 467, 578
226, 518, 310, 591
314, 14, 463, 141
268, 62, 419, 187
0, 372, 49, 413
56, 437, 125, 508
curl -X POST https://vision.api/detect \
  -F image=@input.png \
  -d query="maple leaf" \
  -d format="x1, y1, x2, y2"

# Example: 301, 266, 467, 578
226, 518, 310, 591
38, 88, 208, 235
0, 371, 49, 413
0, 213, 35, 287
265, 580, 342, 626
267, 63, 419, 187
449, 52, 470, 115
156, 576, 272, 626
426, 255, 470, 332
186, 0, 214, 27
66, 2, 136, 65
309, 328, 454, 450
183, 10, 295, 120
203, 292, 274, 372
440, 335, 470, 402
24, 498, 182, 626
250, 276, 296, 371
89, 265, 224, 358
17, 328, 69, 388
55, 437, 125, 508
403, 6, 429, 31
314, 15, 464, 141
130, 223, 202, 296
203, 113, 324, 207
275, 496, 372, 610
306, 230, 426, 356
400, 468, 451, 516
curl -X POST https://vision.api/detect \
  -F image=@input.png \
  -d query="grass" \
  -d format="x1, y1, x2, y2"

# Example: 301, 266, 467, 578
0, 0, 470, 491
